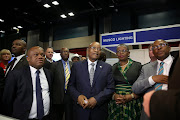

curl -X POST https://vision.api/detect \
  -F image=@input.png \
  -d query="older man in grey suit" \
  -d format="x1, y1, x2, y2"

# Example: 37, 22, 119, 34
132, 39, 175, 120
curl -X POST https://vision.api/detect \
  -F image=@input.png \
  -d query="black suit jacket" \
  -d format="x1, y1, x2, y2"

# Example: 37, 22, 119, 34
150, 58, 180, 120
50, 60, 72, 104
2, 66, 52, 120
6, 55, 28, 75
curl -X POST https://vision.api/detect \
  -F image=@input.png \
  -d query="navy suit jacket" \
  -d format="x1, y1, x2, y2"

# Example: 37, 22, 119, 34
2, 66, 52, 120
68, 60, 114, 120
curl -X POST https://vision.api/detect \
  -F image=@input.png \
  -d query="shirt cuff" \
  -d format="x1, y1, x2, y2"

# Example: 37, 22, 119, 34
148, 76, 156, 86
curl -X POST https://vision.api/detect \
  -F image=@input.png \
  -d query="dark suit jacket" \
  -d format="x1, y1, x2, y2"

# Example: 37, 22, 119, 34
43, 59, 53, 70
150, 58, 180, 120
68, 60, 115, 120
6, 55, 28, 75
2, 66, 52, 120
50, 60, 72, 104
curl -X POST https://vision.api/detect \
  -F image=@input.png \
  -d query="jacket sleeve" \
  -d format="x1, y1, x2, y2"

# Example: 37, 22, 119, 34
132, 66, 152, 94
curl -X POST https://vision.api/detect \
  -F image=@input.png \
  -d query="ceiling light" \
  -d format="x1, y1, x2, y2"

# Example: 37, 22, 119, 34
52, 1, 59, 5
17, 26, 23, 28
0, 30, 5, 33
68, 12, 74, 16
13, 27, 18, 30
43, 4, 51, 8
60, 14, 67, 18
0, 19, 4, 22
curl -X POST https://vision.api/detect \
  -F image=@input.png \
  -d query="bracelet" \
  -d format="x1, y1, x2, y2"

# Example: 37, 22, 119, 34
112, 93, 115, 100
131, 93, 135, 99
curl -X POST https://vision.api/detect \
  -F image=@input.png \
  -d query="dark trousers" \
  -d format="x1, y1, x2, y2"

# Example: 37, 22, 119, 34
51, 94, 73, 120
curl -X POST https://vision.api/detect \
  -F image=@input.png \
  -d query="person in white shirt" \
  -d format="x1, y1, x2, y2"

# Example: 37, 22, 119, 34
2, 46, 52, 120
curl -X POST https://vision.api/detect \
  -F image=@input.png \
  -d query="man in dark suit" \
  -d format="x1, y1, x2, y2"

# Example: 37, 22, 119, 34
2, 46, 52, 120
44, 47, 54, 69
143, 57, 180, 120
50, 48, 73, 120
0, 67, 5, 114
132, 39, 176, 120
5, 39, 28, 75
68, 42, 115, 120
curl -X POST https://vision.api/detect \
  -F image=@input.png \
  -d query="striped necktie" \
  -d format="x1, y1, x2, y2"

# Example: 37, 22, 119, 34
89, 63, 95, 87
65, 62, 70, 91
155, 62, 164, 91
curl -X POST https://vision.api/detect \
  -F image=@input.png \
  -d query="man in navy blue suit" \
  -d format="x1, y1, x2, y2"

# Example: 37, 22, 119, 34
68, 42, 115, 120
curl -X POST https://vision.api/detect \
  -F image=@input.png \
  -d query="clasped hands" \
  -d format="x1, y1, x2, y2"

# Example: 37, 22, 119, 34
78, 95, 97, 109
114, 93, 132, 104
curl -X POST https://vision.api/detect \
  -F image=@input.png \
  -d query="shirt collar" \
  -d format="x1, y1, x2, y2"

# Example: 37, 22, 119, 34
88, 59, 98, 66
46, 58, 53, 63
62, 59, 69, 65
15, 54, 26, 61
157, 55, 173, 65
29, 66, 43, 74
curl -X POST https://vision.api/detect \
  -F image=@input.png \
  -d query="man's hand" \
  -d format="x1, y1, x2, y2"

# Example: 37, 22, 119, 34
78, 95, 88, 109
152, 75, 168, 84
143, 90, 155, 117
88, 97, 97, 109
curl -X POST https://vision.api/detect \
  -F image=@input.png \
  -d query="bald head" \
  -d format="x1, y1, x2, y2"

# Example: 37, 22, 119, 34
152, 39, 170, 61
60, 48, 69, 61
27, 46, 45, 69
88, 42, 101, 62
11, 39, 27, 57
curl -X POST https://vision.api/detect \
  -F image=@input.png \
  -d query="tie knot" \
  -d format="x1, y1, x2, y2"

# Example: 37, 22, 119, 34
91, 62, 95, 66
36, 70, 40, 74
160, 62, 164, 66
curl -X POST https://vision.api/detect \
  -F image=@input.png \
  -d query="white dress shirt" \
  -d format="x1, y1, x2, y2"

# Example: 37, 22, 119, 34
88, 59, 98, 73
29, 66, 50, 119
148, 55, 173, 90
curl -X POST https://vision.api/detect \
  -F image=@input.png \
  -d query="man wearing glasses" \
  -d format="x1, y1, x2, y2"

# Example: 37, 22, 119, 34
68, 42, 115, 120
132, 39, 175, 120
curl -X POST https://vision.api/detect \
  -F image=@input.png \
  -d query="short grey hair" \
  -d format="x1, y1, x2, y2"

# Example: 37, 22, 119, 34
116, 44, 129, 52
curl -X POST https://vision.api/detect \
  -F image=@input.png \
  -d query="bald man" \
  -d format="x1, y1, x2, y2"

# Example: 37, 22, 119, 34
6, 39, 28, 75
68, 42, 114, 120
50, 47, 73, 120
132, 39, 175, 120
3, 46, 52, 120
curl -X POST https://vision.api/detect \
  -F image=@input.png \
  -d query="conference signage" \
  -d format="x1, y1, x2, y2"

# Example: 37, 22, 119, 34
101, 24, 180, 47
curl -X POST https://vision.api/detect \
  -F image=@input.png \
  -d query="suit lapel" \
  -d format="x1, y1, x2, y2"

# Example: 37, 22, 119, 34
82, 60, 91, 86
43, 68, 51, 89
151, 61, 158, 75
92, 61, 103, 87
26, 66, 33, 98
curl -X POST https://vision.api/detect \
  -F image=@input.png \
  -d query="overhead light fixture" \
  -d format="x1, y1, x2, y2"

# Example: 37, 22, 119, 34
68, 12, 74, 16
17, 26, 23, 28
13, 27, 18, 30
43, 4, 51, 8
0, 19, 4, 22
60, 14, 67, 18
0, 30, 5, 33
52, 1, 59, 5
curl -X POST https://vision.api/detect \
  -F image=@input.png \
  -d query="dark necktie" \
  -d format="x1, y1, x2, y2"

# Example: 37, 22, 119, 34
9, 58, 17, 71
36, 70, 44, 120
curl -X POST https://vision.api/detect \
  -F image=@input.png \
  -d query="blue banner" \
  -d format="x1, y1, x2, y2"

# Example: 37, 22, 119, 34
136, 27, 180, 43
102, 32, 134, 45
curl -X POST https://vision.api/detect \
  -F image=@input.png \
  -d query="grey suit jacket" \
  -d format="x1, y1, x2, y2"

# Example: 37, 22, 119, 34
50, 60, 72, 104
132, 61, 158, 95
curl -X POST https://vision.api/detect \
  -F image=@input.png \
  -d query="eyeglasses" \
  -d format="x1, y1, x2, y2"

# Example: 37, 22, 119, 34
152, 43, 168, 50
117, 50, 129, 53
89, 47, 101, 51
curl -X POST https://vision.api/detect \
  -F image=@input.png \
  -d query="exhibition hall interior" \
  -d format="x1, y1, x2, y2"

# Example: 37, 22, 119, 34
0, 0, 180, 63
